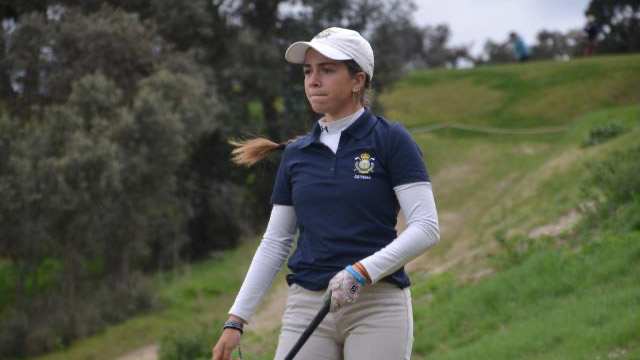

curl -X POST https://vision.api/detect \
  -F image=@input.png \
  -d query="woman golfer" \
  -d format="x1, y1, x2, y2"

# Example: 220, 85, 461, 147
212, 27, 440, 360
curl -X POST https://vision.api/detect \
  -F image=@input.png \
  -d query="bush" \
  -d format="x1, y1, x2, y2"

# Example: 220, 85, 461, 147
577, 145, 640, 240
0, 274, 154, 358
158, 322, 222, 360
584, 145, 640, 207
581, 122, 624, 147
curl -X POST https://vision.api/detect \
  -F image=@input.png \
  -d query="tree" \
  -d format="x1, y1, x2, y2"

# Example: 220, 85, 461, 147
0, 6, 233, 354
479, 38, 514, 64
301, 0, 430, 90
586, 0, 640, 52
412, 24, 471, 69
3, 6, 157, 116
530, 29, 585, 60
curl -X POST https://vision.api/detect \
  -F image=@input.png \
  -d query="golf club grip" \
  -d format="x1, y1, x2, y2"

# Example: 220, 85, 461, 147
283, 298, 331, 360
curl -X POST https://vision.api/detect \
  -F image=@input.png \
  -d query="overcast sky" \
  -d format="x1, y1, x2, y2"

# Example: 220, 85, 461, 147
412, 0, 592, 55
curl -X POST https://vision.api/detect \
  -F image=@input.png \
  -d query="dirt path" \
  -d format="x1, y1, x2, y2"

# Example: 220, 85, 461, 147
249, 282, 290, 331
114, 344, 158, 360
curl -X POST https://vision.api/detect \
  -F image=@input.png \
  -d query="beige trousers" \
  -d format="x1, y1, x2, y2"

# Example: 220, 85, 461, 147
273, 282, 413, 360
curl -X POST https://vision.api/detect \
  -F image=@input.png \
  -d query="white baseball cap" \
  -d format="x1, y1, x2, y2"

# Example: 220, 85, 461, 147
285, 27, 374, 79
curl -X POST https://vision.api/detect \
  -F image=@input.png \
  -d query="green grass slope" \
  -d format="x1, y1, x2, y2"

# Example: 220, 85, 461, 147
382, 54, 640, 128
411, 232, 640, 359
378, 54, 640, 360
27, 54, 640, 360
378, 54, 640, 270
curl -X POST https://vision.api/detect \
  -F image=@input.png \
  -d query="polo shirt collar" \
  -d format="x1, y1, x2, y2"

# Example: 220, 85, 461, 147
298, 123, 321, 148
343, 107, 377, 140
299, 107, 377, 149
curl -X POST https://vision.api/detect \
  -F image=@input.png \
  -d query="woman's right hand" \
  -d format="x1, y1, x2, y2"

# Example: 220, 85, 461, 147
212, 328, 242, 360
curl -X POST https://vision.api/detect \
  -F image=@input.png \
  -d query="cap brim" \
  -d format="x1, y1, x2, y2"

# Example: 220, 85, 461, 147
285, 41, 352, 63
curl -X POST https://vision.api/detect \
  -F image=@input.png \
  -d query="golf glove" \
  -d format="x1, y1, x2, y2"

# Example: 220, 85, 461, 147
327, 265, 367, 311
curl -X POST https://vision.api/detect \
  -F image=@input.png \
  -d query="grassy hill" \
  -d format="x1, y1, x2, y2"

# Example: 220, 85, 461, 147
380, 54, 640, 359
29, 53, 640, 360
382, 54, 639, 129
384, 54, 640, 270
382, 53, 640, 360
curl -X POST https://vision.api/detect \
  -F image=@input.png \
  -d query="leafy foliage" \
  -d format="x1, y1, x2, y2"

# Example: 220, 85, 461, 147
586, 0, 640, 53
581, 122, 624, 147
158, 323, 221, 360
0, 66, 224, 356
585, 144, 640, 208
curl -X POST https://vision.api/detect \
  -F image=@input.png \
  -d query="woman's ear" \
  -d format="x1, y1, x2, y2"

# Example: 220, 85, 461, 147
354, 72, 366, 91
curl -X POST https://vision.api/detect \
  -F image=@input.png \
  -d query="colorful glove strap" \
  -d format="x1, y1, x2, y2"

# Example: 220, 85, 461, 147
346, 265, 367, 285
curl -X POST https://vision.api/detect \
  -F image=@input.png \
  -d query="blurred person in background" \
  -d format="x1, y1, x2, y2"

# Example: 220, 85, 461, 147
510, 31, 531, 61
584, 15, 600, 56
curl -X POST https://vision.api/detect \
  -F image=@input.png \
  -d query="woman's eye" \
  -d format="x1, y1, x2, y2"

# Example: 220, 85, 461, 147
322, 68, 333, 74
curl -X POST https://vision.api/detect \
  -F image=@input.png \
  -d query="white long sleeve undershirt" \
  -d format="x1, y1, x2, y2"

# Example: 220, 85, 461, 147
228, 204, 297, 323
359, 182, 440, 281
228, 182, 440, 323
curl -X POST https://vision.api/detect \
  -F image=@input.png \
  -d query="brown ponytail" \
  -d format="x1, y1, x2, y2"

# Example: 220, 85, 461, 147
230, 138, 295, 167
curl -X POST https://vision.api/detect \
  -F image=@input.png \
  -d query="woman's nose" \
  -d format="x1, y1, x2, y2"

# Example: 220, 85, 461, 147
307, 71, 320, 87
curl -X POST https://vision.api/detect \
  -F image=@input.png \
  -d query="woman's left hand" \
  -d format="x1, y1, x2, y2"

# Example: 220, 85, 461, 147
327, 268, 363, 311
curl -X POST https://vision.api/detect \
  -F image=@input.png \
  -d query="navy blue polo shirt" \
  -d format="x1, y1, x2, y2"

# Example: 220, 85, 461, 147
271, 107, 430, 291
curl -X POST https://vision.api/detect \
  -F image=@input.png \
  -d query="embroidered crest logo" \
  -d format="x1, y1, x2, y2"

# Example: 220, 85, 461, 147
354, 153, 375, 175
314, 27, 335, 40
